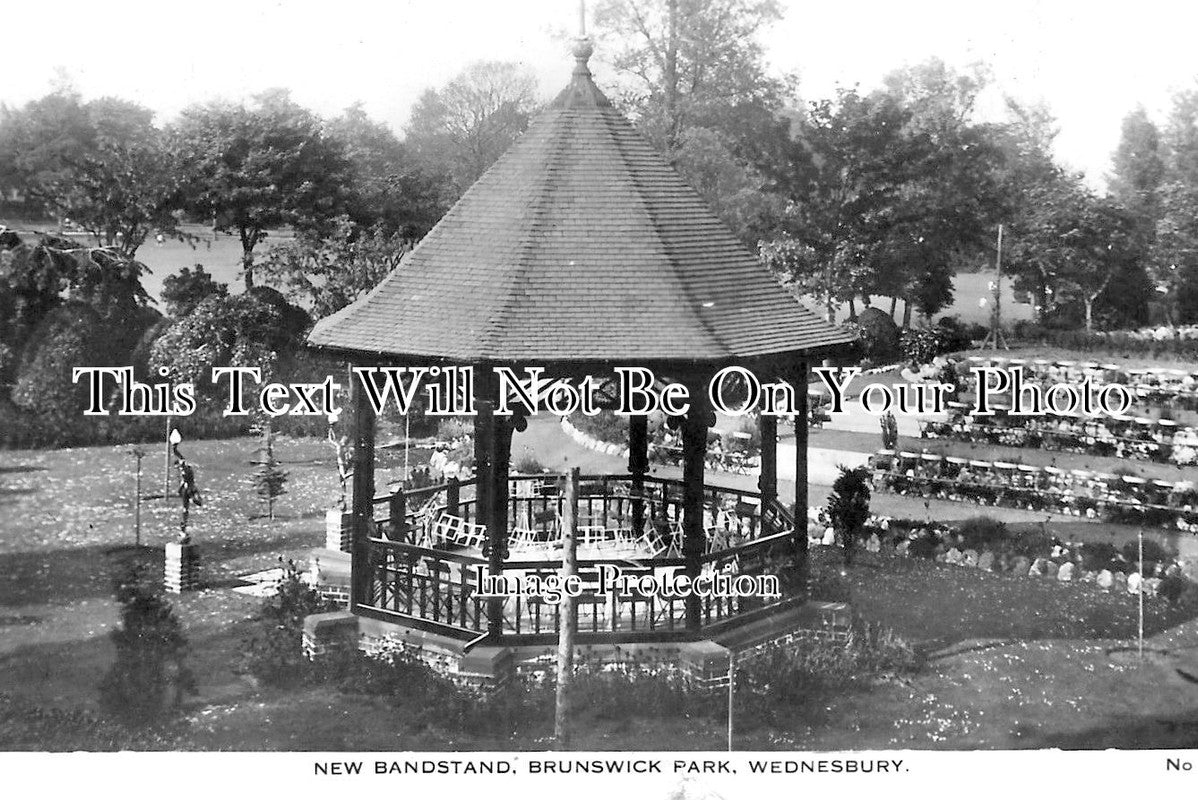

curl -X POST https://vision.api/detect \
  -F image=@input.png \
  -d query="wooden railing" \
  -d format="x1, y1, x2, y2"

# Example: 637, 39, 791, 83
353, 473, 802, 643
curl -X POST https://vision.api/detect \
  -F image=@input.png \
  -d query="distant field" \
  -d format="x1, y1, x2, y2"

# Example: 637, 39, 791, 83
7, 218, 1036, 323
821, 269, 1035, 327
3, 222, 290, 304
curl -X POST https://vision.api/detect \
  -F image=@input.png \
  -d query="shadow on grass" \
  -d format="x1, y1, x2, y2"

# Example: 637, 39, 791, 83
0, 544, 164, 605
0, 465, 48, 475
1025, 712, 1198, 749
0, 527, 314, 605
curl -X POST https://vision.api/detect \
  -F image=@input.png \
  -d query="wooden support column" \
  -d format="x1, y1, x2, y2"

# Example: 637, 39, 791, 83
792, 360, 810, 582
681, 387, 712, 631
388, 488, 406, 542
446, 476, 460, 516
628, 414, 649, 537
473, 368, 505, 636
350, 366, 376, 611
494, 417, 514, 553
758, 413, 778, 510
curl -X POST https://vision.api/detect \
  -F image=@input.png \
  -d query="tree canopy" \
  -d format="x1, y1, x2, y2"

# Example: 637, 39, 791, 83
172, 89, 352, 289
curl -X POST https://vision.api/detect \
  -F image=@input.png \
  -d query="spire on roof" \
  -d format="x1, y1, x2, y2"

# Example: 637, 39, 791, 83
572, 0, 594, 76
556, 0, 608, 107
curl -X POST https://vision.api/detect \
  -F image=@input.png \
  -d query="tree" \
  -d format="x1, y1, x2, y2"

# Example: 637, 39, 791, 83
1152, 180, 1198, 324
594, 0, 791, 242
879, 60, 1007, 322
763, 88, 918, 321
11, 301, 114, 425
98, 563, 196, 726
173, 90, 351, 289
0, 233, 154, 393
259, 216, 410, 317
252, 426, 288, 520
595, 0, 785, 150
0, 92, 181, 257
148, 292, 296, 390
1006, 179, 1145, 331
160, 265, 228, 318
826, 465, 871, 568
1109, 107, 1164, 236
1151, 86, 1198, 324
404, 61, 539, 196
326, 104, 450, 237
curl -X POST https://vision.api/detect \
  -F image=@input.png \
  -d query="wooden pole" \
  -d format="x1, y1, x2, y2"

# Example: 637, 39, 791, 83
984, 225, 1008, 351
681, 387, 710, 631
350, 367, 376, 611
133, 451, 142, 547
163, 414, 171, 502
628, 414, 649, 537
554, 467, 580, 748
726, 650, 735, 751
1138, 528, 1144, 661
793, 361, 810, 582
758, 413, 777, 509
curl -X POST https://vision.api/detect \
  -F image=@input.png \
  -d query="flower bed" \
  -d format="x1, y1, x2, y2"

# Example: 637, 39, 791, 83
920, 402, 1198, 466
959, 355, 1198, 409
803, 508, 1198, 604
868, 450, 1198, 532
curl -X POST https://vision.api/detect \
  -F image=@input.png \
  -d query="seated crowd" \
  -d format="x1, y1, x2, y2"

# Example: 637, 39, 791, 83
920, 401, 1198, 466
869, 450, 1198, 532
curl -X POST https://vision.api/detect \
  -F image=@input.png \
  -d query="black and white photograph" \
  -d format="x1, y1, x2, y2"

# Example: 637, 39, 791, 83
1, 0, 1197, 793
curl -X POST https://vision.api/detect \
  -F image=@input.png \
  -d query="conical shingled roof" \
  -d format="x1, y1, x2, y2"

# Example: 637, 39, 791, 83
307, 43, 855, 365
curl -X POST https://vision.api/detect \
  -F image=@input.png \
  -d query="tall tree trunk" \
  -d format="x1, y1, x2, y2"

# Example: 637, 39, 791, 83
889, 295, 898, 320
902, 301, 912, 328
1084, 297, 1094, 333
239, 226, 257, 290
242, 248, 255, 290
665, 0, 679, 149
847, 297, 858, 321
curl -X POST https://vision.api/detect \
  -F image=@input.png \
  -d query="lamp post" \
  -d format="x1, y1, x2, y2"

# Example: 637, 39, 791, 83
164, 428, 200, 593
169, 428, 184, 531
163, 414, 172, 502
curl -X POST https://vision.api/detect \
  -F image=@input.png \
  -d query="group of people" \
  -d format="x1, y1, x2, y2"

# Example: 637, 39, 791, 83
920, 404, 1198, 466
960, 356, 1198, 409
869, 450, 1198, 531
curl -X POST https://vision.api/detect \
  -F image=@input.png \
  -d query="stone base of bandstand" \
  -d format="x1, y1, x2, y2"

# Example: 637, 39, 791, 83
302, 599, 851, 694
164, 542, 201, 593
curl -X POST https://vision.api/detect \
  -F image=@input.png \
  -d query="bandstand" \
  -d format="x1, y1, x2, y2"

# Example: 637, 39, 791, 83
305, 33, 857, 679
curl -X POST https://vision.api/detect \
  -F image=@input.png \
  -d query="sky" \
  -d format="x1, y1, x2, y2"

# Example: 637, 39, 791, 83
3, 0, 1198, 189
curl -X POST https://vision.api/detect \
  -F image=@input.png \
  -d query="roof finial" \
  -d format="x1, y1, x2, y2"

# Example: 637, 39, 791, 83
572, 0, 594, 73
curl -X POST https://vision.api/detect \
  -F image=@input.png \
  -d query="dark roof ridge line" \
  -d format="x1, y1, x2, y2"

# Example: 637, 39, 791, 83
601, 108, 729, 362
477, 109, 577, 358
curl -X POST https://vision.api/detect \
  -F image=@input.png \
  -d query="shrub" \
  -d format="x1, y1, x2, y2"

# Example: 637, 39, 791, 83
856, 307, 901, 362
1121, 538, 1172, 566
570, 410, 627, 444
514, 448, 546, 474
1158, 574, 1192, 605
937, 315, 988, 352
98, 564, 196, 727
1079, 541, 1120, 572
826, 466, 872, 566
955, 516, 1007, 549
1010, 528, 1053, 559
899, 326, 949, 366
735, 625, 918, 730
241, 558, 336, 687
